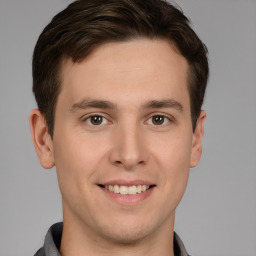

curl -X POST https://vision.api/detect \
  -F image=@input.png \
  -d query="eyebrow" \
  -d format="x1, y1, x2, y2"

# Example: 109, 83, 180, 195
70, 99, 116, 111
70, 98, 183, 112
143, 99, 183, 111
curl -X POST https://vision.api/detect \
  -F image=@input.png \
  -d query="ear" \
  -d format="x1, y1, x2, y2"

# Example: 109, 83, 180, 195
190, 110, 206, 168
29, 109, 55, 169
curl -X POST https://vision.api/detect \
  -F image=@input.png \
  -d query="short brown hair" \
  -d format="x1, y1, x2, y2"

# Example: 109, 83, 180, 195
33, 0, 209, 137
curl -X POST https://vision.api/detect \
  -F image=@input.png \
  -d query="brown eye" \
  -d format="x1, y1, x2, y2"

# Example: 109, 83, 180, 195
152, 115, 165, 125
87, 115, 106, 125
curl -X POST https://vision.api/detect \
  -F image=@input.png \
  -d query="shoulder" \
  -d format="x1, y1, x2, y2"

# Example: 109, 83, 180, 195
33, 222, 62, 256
34, 247, 45, 256
174, 232, 191, 256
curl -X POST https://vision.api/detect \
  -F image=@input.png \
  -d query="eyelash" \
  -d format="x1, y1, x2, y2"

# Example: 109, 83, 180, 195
82, 114, 109, 126
146, 115, 172, 126
82, 114, 173, 127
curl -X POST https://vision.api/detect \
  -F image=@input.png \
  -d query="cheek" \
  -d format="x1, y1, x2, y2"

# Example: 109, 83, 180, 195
159, 148, 191, 213
54, 131, 110, 189
56, 135, 101, 166
152, 131, 192, 168
53, 140, 83, 200
152, 132, 192, 192
52, 135, 107, 218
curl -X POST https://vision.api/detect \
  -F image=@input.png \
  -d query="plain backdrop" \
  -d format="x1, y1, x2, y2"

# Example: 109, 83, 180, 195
0, 1, 255, 256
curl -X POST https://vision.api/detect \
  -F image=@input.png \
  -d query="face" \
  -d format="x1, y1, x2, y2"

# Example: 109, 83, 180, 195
31, 39, 205, 244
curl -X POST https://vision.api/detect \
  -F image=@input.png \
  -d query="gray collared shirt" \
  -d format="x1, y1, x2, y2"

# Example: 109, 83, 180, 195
34, 222, 190, 256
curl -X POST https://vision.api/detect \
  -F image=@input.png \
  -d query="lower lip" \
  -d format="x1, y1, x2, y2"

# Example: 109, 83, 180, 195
99, 186, 155, 205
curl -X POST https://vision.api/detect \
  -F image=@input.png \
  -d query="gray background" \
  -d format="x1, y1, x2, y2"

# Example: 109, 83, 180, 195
0, 0, 255, 255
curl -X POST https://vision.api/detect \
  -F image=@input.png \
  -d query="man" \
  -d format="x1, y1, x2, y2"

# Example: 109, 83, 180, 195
30, 0, 209, 255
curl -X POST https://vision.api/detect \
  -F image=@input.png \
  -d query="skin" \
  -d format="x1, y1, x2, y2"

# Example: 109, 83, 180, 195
30, 39, 206, 256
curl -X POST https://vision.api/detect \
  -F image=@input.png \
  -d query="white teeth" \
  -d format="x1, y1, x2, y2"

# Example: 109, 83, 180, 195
104, 184, 150, 195
136, 185, 142, 193
128, 185, 137, 195
142, 185, 147, 192
119, 186, 128, 195
114, 185, 119, 193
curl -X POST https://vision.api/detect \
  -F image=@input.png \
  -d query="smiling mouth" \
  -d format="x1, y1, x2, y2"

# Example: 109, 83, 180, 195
98, 184, 156, 195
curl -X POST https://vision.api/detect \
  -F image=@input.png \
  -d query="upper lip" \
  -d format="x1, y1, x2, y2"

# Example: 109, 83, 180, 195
99, 179, 155, 186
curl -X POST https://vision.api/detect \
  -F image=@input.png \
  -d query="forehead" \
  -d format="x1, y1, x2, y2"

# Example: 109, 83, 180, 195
58, 39, 190, 109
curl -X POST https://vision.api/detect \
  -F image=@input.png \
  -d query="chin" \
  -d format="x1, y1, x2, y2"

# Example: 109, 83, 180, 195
102, 226, 151, 244
98, 216, 161, 245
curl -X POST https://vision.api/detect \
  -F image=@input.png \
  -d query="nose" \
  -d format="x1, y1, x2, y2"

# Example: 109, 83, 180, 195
109, 123, 148, 170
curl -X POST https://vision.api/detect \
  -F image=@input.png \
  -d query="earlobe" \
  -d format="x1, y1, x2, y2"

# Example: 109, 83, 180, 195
29, 109, 55, 169
190, 110, 206, 168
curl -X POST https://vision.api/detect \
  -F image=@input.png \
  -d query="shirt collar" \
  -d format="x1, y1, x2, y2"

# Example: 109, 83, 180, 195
40, 222, 190, 256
